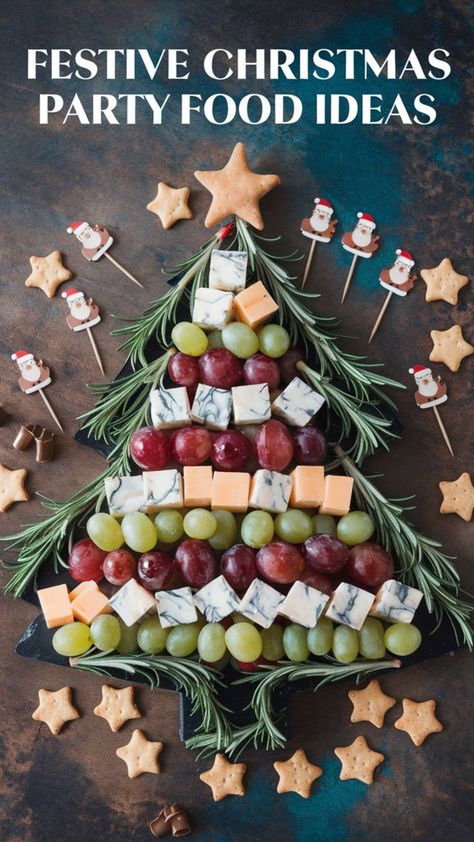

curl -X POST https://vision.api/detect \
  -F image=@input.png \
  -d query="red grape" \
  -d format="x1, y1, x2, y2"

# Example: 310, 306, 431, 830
198, 348, 242, 389
103, 549, 137, 586
175, 539, 217, 588
167, 352, 200, 387
298, 566, 334, 595
254, 419, 294, 471
171, 427, 212, 465
293, 425, 327, 465
242, 353, 280, 389
303, 535, 348, 574
279, 346, 304, 385
130, 426, 169, 471
221, 544, 257, 592
211, 430, 252, 471
256, 541, 304, 584
68, 538, 107, 582
137, 551, 175, 591
346, 542, 394, 590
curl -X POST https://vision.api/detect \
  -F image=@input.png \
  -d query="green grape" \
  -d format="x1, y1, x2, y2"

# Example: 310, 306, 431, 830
197, 623, 227, 662
171, 322, 208, 356
358, 617, 386, 659
154, 510, 184, 544
116, 619, 139, 654
384, 623, 422, 656
241, 510, 274, 548
257, 324, 291, 358
332, 625, 359, 663
337, 511, 375, 546
166, 622, 201, 657
121, 512, 158, 553
222, 322, 259, 359
209, 510, 238, 550
183, 508, 217, 540
52, 622, 92, 657
283, 624, 310, 662
90, 614, 121, 651
274, 509, 313, 543
225, 623, 263, 662
260, 624, 285, 661
307, 617, 334, 656
312, 514, 337, 536
207, 329, 224, 348
86, 512, 123, 552
137, 616, 169, 654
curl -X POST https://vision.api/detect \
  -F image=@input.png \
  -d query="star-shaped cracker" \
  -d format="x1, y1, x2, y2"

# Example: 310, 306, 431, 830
32, 687, 80, 735
195, 142, 280, 230
116, 729, 163, 778
394, 698, 443, 746
147, 182, 193, 229
0, 463, 29, 513
439, 472, 474, 522
26, 250, 73, 298
199, 752, 246, 801
429, 325, 473, 372
93, 685, 141, 732
421, 258, 468, 306
334, 735, 384, 785
273, 749, 323, 798
348, 679, 396, 728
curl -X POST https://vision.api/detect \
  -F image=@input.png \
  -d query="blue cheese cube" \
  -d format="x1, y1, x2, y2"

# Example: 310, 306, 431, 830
232, 384, 271, 425
192, 288, 234, 330
238, 578, 284, 629
279, 581, 329, 628
193, 575, 240, 622
249, 470, 293, 514
271, 377, 325, 427
191, 384, 232, 430
108, 578, 156, 627
104, 475, 146, 517
150, 386, 190, 430
370, 579, 423, 624
156, 587, 197, 629
143, 470, 183, 512
325, 582, 374, 630
209, 249, 248, 293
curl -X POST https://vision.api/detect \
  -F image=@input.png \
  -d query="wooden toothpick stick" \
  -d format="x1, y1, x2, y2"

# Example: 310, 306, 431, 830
38, 388, 64, 432
86, 327, 105, 375
369, 290, 393, 343
340, 212, 380, 303
370, 250, 417, 343
299, 198, 338, 290
67, 219, 144, 289
409, 365, 453, 457
432, 406, 454, 456
62, 289, 105, 375
341, 254, 358, 303
301, 240, 317, 290
103, 251, 144, 288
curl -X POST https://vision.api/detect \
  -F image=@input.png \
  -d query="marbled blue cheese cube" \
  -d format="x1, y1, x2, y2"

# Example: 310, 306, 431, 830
104, 475, 146, 517
370, 579, 423, 624
209, 249, 248, 293
108, 578, 156, 627
325, 582, 374, 630
191, 384, 232, 430
192, 288, 234, 330
143, 470, 183, 512
150, 386, 190, 430
249, 470, 293, 514
238, 578, 284, 629
156, 587, 197, 629
271, 377, 325, 427
279, 581, 329, 628
193, 575, 240, 622
232, 384, 271, 425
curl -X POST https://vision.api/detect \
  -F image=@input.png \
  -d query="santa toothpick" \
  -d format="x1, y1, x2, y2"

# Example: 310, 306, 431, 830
369, 249, 417, 342
67, 220, 143, 289
62, 288, 104, 375
300, 197, 338, 289
409, 364, 453, 456
11, 350, 63, 432
340, 212, 380, 303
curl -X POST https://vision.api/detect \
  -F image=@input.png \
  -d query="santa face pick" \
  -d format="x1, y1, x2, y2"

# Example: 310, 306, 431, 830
409, 364, 452, 456
340, 212, 380, 303
62, 288, 104, 374
300, 197, 338, 289
369, 249, 417, 343
11, 351, 63, 431
67, 220, 143, 289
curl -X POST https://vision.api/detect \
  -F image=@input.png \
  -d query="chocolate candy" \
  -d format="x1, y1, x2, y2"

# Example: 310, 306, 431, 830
149, 805, 191, 838
13, 424, 42, 451
36, 429, 55, 463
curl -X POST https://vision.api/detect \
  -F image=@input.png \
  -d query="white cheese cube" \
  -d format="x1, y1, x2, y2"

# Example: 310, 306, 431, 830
325, 582, 374, 630
238, 578, 284, 629
271, 377, 325, 427
209, 249, 248, 293
191, 384, 232, 430
192, 288, 234, 330
232, 384, 271, 425
193, 575, 240, 622
108, 578, 156, 627
150, 386, 190, 429
249, 470, 293, 514
156, 587, 198, 628
279, 581, 329, 628
370, 579, 423, 624
104, 475, 146, 517
143, 470, 183, 512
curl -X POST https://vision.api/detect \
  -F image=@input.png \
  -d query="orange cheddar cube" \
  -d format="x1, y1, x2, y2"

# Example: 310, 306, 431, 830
69, 581, 98, 602
184, 466, 213, 507
233, 281, 278, 329
71, 587, 112, 624
38, 584, 74, 629
319, 475, 354, 516
211, 471, 250, 512
290, 466, 325, 508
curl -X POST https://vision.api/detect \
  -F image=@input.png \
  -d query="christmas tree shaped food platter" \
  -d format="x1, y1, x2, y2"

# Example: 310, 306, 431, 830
8, 144, 473, 758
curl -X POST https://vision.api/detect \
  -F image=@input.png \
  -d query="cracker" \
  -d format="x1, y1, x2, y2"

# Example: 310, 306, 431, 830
394, 698, 443, 746
199, 752, 246, 801
334, 735, 384, 785
26, 250, 73, 298
348, 679, 396, 728
116, 729, 163, 778
429, 325, 473, 372
32, 687, 80, 735
147, 182, 192, 229
93, 684, 141, 732
0, 463, 29, 513
421, 258, 468, 305
439, 472, 474, 522
273, 748, 323, 798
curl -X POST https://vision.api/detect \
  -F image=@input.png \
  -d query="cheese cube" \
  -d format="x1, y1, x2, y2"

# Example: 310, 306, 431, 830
249, 469, 293, 513
37, 584, 74, 629
325, 582, 374, 630
319, 475, 354, 516
370, 580, 423, 624
191, 384, 232, 430
108, 578, 156, 626
143, 470, 183, 512
193, 575, 240, 622
211, 471, 250, 512
233, 281, 278, 328
71, 587, 112, 624
104, 475, 146, 517
150, 386, 190, 429
279, 581, 329, 628
192, 287, 234, 330
290, 466, 325, 508
232, 384, 271, 425
69, 581, 98, 602
209, 249, 248, 293
271, 377, 325, 427
156, 587, 197, 628
183, 466, 213, 507
238, 579, 285, 629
